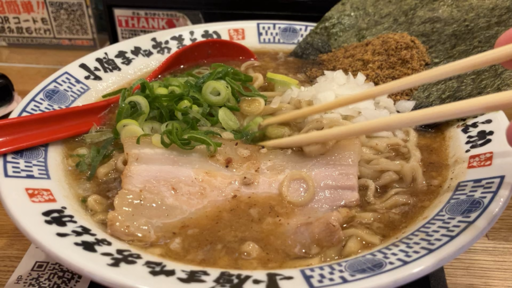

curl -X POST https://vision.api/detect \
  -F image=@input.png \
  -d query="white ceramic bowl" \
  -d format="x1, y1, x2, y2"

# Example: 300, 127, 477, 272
1, 21, 511, 288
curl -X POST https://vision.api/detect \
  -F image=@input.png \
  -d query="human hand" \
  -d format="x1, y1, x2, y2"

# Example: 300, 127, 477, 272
494, 28, 512, 145
495, 28, 512, 69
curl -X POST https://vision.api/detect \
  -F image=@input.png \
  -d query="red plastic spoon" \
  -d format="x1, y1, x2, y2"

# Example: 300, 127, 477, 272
0, 39, 256, 155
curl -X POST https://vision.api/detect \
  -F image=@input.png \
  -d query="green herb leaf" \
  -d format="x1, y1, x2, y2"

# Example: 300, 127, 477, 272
87, 137, 115, 181
75, 159, 89, 173
101, 88, 126, 99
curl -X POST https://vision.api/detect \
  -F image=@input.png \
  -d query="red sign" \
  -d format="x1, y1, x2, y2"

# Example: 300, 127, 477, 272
116, 15, 179, 30
5, 0, 21, 15
20, 0, 35, 15
467, 152, 493, 169
25, 188, 56, 203
228, 28, 245, 41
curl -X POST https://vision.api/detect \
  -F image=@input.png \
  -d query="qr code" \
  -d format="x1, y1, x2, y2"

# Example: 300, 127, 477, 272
22, 261, 83, 287
47, 0, 92, 39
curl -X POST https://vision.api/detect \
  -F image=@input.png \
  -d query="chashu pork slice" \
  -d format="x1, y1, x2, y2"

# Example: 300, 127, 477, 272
108, 137, 361, 245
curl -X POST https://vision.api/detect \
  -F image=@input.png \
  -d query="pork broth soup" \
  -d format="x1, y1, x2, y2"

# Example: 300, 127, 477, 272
64, 50, 449, 269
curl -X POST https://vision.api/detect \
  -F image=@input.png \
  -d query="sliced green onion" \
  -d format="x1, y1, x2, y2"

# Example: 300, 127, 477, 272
142, 120, 162, 134
177, 100, 192, 110
189, 90, 202, 101
189, 110, 211, 127
101, 88, 126, 99
176, 77, 191, 83
218, 80, 232, 95
152, 134, 164, 147
161, 121, 186, 132
110, 63, 260, 154
184, 133, 221, 154
174, 100, 191, 120
116, 119, 140, 134
243, 116, 263, 132
83, 131, 114, 144
191, 105, 201, 113
218, 107, 240, 131
168, 86, 182, 94
225, 94, 240, 111
202, 80, 228, 106
205, 107, 219, 126
128, 79, 149, 97
125, 95, 150, 123
151, 81, 163, 90
225, 77, 266, 100
136, 133, 152, 144
155, 102, 170, 122
165, 78, 185, 87
161, 121, 172, 132
161, 123, 194, 150
120, 125, 144, 138
155, 87, 168, 95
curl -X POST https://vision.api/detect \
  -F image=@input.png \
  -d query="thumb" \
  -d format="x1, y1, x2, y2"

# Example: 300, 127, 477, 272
495, 28, 512, 69
506, 122, 512, 147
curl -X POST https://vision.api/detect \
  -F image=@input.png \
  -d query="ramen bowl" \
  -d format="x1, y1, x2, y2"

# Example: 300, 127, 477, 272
1, 21, 511, 288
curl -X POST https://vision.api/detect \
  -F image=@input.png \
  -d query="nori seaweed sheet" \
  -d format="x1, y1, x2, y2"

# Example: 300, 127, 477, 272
291, 0, 512, 110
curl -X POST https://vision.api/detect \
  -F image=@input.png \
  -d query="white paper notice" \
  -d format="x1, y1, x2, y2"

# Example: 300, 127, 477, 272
0, 0, 97, 47
5, 244, 92, 288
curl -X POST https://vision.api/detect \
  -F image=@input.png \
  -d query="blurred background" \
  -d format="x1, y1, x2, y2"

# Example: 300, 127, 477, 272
0, 0, 338, 98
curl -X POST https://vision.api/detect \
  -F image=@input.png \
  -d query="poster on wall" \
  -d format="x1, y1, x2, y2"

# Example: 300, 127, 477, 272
113, 8, 203, 42
0, 0, 99, 48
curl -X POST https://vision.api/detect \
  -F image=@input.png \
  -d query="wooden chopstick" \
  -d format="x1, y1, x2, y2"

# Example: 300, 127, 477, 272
259, 90, 512, 148
260, 43, 512, 127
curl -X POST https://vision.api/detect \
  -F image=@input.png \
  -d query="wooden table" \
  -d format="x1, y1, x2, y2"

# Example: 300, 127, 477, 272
1, 47, 512, 288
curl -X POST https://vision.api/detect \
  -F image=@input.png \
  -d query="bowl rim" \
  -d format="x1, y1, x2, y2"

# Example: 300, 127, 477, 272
1, 20, 511, 288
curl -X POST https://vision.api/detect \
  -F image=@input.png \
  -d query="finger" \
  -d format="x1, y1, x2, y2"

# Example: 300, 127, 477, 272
495, 28, 512, 69
506, 122, 512, 147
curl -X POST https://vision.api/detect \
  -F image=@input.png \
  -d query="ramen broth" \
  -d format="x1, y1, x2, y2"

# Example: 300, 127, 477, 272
63, 50, 450, 269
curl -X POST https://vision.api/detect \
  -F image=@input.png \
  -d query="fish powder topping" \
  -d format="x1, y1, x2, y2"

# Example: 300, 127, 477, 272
306, 33, 431, 101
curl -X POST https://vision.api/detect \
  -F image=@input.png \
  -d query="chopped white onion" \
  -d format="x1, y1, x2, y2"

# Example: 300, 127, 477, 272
361, 108, 390, 120
375, 96, 397, 113
278, 70, 415, 126
323, 113, 342, 120
270, 96, 281, 108
281, 87, 298, 104
351, 115, 367, 123
333, 70, 347, 85
334, 107, 359, 117
395, 100, 416, 113
355, 72, 366, 85
317, 91, 336, 104
348, 73, 356, 83
306, 115, 322, 122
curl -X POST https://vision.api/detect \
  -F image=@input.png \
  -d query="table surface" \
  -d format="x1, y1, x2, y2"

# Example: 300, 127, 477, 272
1, 47, 512, 288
